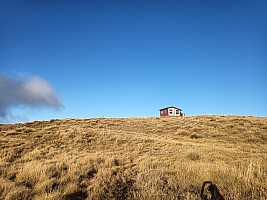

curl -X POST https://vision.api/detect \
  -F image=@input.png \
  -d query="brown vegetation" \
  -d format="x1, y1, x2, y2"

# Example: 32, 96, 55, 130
0, 115, 267, 199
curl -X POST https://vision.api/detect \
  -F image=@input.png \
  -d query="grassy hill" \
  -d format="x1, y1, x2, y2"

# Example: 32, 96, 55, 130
0, 115, 266, 200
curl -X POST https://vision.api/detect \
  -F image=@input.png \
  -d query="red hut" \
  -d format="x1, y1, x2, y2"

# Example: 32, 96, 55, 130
159, 106, 185, 117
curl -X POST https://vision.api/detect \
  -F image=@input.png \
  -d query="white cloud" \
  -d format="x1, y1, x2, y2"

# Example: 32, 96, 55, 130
0, 74, 63, 120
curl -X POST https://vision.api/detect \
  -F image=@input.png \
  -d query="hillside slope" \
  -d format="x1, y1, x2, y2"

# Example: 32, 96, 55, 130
0, 115, 267, 199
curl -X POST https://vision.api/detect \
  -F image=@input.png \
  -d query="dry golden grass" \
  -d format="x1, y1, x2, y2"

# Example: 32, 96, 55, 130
0, 115, 266, 199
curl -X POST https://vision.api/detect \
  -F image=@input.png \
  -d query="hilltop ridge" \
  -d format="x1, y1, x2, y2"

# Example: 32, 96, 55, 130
0, 115, 266, 199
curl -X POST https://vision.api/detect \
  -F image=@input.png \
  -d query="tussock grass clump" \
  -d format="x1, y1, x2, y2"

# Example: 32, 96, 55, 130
190, 134, 200, 139
0, 115, 266, 199
186, 151, 201, 161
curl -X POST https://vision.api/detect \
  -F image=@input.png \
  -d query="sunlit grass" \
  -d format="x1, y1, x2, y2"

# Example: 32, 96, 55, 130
0, 115, 266, 199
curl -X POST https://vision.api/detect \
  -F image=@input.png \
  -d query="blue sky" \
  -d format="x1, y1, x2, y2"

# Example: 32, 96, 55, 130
1, 0, 267, 123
